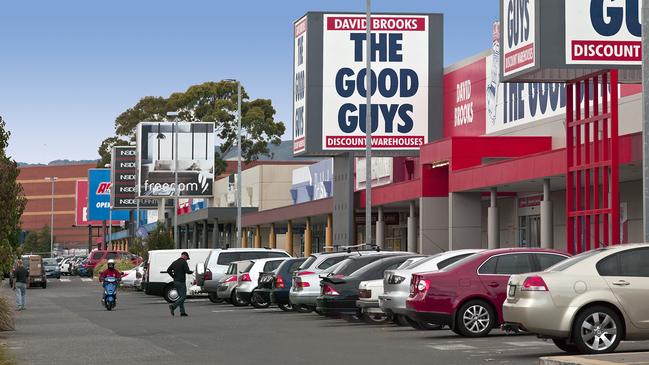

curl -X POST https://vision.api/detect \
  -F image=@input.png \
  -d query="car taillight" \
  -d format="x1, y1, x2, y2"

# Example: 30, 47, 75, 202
240, 273, 251, 282
358, 289, 372, 299
410, 275, 430, 296
295, 280, 310, 288
333, 274, 345, 279
322, 284, 339, 296
276, 275, 285, 288
298, 271, 315, 276
522, 276, 548, 291
225, 275, 237, 283
204, 270, 212, 281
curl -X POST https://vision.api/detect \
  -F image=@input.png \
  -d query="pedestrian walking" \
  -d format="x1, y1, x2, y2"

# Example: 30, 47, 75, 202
166, 252, 193, 317
13, 259, 28, 311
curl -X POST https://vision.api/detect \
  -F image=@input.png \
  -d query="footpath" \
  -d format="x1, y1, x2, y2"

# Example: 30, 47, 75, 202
540, 353, 649, 365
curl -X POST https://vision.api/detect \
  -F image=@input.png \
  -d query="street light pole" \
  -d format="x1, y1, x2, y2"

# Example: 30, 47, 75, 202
45, 177, 57, 257
167, 112, 180, 248
105, 164, 112, 250
365, 0, 373, 247
236, 81, 242, 248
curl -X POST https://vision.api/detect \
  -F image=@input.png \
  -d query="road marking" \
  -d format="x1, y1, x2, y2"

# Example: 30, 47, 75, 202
504, 341, 554, 347
80, 278, 93, 282
59, 278, 70, 282
211, 310, 238, 313
428, 344, 476, 351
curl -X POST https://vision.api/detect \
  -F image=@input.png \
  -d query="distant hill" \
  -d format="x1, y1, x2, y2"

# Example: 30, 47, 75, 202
18, 159, 98, 167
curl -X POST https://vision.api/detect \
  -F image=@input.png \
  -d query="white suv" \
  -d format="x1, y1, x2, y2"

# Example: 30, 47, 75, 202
234, 258, 287, 305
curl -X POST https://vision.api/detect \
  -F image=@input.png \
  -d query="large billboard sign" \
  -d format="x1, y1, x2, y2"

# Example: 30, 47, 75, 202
565, 0, 642, 65
75, 180, 106, 226
293, 16, 308, 154
292, 12, 443, 156
322, 14, 429, 151
110, 146, 159, 209
136, 122, 215, 198
502, 0, 536, 77
87, 169, 130, 221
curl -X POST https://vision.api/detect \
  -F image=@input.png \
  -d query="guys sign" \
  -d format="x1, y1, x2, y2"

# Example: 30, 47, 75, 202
322, 14, 429, 151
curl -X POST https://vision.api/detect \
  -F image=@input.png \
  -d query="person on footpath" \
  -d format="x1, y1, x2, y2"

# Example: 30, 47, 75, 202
13, 259, 28, 311
166, 252, 193, 317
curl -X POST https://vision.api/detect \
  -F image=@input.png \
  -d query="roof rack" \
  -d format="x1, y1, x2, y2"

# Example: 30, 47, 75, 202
339, 243, 381, 255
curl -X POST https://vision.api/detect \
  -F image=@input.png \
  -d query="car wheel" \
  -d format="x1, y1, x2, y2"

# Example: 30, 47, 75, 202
163, 284, 180, 303
208, 292, 223, 304
231, 290, 248, 307
41, 282, 47, 289
572, 306, 622, 354
405, 316, 443, 330
395, 314, 411, 327
250, 291, 270, 308
363, 313, 390, 325
552, 339, 579, 353
342, 313, 362, 323
293, 305, 313, 313
456, 300, 495, 337
278, 303, 293, 312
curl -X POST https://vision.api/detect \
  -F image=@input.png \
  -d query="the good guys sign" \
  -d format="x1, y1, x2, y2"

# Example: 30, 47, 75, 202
321, 14, 430, 151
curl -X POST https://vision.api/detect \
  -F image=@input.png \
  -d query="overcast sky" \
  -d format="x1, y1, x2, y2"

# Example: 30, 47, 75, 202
1, 0, 498, 163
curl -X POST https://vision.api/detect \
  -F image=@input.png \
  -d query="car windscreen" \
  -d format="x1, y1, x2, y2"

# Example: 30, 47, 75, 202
298, 256, 317, 270
217, 252, 241, 265
440, 253, 482, 272
263, 260, 284, 272
91, 252, 104, 260
332, 256, 384, 277
317, 256, 348, 270
547, 249, 604, 272
43, 259, 57, 266
402, 253, 443, 269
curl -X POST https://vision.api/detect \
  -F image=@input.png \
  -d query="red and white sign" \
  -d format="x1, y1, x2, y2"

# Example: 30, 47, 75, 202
75, 180, 112, 226
321, 14, 429, 151
293, 16, 308, 154
565, 0, 642, 65
502, 0, 536, 76
443, 57, 487, 137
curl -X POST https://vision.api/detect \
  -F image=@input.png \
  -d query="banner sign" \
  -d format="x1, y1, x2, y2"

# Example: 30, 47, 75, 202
502, 0, 536, 77
565, 0, 642, 65
137, 122, 215, 198
443, 57, 488, 137
75, 180, 106, 226
87, 169, 130, 221
111, 146, 159, 209
321, 14, 430, 151
293, 16, 308, 154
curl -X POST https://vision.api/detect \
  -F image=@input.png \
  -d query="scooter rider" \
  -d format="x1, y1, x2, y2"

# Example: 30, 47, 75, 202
99, 259, 122, 304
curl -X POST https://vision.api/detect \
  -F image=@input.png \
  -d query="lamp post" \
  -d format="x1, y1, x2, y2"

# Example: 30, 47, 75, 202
166, 112, 180, 248
129, 141, 140, 232
365, 0, 373, 248
225, 79, 242, 248
44, 177, 57, 257
104, 164, 112, 250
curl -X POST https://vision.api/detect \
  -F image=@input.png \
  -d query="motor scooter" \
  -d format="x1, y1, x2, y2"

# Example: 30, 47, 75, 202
102, 276, 119, 311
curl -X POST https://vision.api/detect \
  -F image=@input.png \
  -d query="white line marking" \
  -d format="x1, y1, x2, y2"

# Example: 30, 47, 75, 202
59, 278, 71, 282
211, 310, 238, 313
80, 278, 93, 282
428, 344, 476, 351
504, 341, 554, 347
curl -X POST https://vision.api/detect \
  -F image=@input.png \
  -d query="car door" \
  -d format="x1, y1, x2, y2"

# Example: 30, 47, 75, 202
599, 248, 649, 329
479, 253, 534, 306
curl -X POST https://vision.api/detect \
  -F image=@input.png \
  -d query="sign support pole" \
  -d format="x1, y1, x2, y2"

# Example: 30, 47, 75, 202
642, 1, 649, 242
365, 0, 373, 248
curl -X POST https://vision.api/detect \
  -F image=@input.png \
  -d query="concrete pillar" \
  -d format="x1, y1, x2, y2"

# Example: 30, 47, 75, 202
269, 223, 276, 249
184, 225, 190, 249
254, 225, 262, 248
449, 192, 482, 250
325, 214, 333, 252
286, 220, 294, 256
212, 219, 219, 248
488, 187, 499, 250
407, 201, 417, 253
376, 206, 385, 249
201, 220, 208, 248
304, 217, 312, 256
157, 199, 165, 223
541, 178, 553, 249
241, 228, 248, 248
191, 223, 197, 249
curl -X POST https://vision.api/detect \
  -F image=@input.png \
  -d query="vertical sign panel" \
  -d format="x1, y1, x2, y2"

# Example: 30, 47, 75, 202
111, 146, 159, 209
321, 14, 429, 151
293, 16, 308, 154
502, 0, 536, 77
87, 169, 130, 221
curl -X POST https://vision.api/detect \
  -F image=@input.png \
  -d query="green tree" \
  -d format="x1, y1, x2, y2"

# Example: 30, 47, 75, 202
0, 116, 27, 273
145, 223, 174, 252
22, 226, 52, 256
97, 81, 285, 173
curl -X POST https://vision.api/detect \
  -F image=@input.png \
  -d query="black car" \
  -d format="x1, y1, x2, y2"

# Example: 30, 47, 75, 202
316, 254, 416, 318
254, 258, 306, 310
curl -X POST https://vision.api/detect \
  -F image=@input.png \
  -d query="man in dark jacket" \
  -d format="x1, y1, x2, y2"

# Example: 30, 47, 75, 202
13, 259, 29, 311
166, 252, 193, 317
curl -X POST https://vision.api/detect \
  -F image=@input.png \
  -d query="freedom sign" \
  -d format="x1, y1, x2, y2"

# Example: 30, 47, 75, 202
565, 0, 642, 65
321, 14, 429, 151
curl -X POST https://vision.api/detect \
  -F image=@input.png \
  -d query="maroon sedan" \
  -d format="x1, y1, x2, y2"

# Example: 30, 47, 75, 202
406, 248, 569, 337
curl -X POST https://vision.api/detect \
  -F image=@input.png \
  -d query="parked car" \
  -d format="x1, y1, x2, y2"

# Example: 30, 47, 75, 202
235, 258, 288, 307
380, 249, 483, 329
216, 260, 254, 305
290, 251, 407, 313
503, 244, 649, 354
406, 248, 569, 337
121, 263, 144, 288
143, 249, 213, 303
199, 248, 291, 302
253, 258, 306, 311
317, 254, 418, 320
59, 257, 73, 275
85, 250, 141, 275
16, 255, 47, 289
43, 258, 61, 279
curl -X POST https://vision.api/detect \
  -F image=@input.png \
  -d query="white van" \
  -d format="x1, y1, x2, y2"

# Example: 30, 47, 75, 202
144, 249, 213, 303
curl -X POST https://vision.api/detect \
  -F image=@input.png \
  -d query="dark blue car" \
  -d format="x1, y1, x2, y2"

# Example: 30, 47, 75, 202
269, 258, 306, 311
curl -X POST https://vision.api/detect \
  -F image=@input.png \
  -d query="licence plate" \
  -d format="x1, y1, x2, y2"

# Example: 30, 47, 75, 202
508, 285, 516, 297
34, 278, 42, 282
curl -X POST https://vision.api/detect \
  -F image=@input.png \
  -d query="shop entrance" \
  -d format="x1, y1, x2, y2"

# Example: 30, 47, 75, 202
519, 215, 540, 248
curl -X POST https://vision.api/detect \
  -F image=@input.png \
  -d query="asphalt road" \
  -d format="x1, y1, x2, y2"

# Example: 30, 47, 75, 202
3, 279, 649, 365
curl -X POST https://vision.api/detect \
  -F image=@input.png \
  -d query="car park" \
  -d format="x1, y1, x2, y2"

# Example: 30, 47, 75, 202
253, 257, 306, 311
85, 249, 141, 275
43, 258, 61, 279
380, 249, 483, 329
216, 261, 253, 305
144, 249, 213, 303
406, 248, 569, 338
59, 257, 73, 276
317, 254, 418, 320
199, 248, 291, 298
235, 258, 288, 307
503, 244, 649, 354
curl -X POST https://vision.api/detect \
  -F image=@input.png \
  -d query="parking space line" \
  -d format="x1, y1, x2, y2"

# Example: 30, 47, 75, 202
211, 310, 239, 313
59, 278, 71, 282
427, 344, 477, 351
504, 341, 554, 347
80, 278, 93, 282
